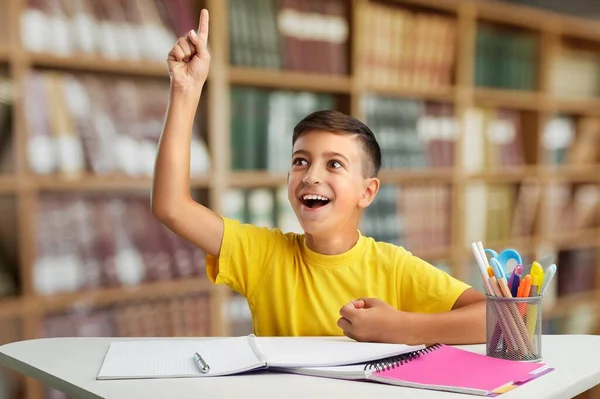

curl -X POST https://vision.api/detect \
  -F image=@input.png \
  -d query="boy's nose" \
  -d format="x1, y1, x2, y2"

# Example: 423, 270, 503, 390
302, 168, 322, 185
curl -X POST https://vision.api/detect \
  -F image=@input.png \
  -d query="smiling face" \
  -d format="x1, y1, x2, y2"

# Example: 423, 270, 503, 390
288, 130, 380, 237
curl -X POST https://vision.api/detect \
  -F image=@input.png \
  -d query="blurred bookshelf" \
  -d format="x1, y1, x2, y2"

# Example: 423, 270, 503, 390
0, 0, 600, 398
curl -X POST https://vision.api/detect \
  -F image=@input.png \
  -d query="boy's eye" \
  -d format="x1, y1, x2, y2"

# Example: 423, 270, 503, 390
293, 158, 307, 166
328, 160, 342, 169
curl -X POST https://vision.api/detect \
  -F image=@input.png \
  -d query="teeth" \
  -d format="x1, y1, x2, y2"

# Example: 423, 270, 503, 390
302, 194, 330, 201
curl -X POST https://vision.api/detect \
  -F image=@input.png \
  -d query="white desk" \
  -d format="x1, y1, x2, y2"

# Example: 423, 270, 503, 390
0, 335, 599, 399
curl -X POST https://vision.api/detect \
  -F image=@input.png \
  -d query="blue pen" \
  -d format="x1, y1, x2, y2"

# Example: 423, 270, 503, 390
508, 265, 521, 297
490, 258, 507, 282
511, 273, 521, 297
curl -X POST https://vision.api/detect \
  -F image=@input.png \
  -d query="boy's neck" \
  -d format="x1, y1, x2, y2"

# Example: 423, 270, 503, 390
304, 229, 360, 255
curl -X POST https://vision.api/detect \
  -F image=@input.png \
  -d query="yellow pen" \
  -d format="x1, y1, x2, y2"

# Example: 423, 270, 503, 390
530, 262, 544, 296
526, 262, 545, 344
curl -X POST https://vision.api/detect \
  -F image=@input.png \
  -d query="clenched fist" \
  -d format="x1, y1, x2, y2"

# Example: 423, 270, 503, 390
167, 9, 211, 92
338, 297, 417, 344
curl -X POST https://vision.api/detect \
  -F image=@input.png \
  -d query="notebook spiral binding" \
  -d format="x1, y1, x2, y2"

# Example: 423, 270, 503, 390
363, 344, 443, 372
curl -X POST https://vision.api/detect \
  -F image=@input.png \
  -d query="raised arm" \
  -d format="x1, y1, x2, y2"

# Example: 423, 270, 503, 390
151, 9, 224, 257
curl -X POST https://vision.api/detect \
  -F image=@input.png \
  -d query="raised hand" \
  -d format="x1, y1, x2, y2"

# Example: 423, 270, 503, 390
167, 9, 211, 91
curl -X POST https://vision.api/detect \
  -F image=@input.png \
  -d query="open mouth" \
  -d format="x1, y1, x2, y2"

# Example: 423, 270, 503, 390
300, 194, 331, 210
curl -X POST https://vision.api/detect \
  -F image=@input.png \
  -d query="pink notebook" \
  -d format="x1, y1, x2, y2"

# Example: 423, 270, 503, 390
285, 344, 553, 396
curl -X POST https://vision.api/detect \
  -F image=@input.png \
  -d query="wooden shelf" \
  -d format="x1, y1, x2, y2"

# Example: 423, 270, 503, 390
539, 165, 599, 182
29, 174, 210, 192
474, 88, 544, 110
229, 171, 287, 188
560, 15, 600, 42
30, 277, 213, 315
378, 168, 454, 184
388, 0, 458, 12
228, 169, 455, 188
0, 297, 25, 320
28, 53, 168, 77
541, 228, 599, 250
229, 67, 353, 94
548, 96, 600, 116
466, 166, 538, 182
474, 0, 560, 31
0, 175, 16, 194
365, 83, 455, 102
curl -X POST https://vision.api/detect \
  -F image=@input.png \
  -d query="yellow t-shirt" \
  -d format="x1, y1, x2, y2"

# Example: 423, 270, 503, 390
206, 217, 471, 337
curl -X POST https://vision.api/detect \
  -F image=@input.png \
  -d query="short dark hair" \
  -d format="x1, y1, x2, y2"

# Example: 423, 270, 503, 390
292, 110, 382, 177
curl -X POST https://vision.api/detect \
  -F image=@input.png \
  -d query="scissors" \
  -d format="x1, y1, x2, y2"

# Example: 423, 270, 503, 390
484, 248, 522, 274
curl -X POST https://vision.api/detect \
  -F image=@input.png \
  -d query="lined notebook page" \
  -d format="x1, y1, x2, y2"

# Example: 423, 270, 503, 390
254, 337, 425, 367
97, 337, 264, 379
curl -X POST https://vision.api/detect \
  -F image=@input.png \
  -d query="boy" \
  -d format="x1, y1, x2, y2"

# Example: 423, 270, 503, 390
152, 10, 486, 345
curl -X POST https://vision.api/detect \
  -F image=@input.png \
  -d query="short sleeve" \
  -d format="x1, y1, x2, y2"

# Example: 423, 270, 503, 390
398, 254, 471, 313
206, 217, 287, 298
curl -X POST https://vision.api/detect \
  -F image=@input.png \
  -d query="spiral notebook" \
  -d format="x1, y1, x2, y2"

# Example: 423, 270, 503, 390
96, 335, 425, 379
281, 344, 554, 396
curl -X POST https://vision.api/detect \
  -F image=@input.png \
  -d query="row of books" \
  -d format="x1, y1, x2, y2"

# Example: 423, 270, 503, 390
462, 107, 526, 172
464, 180, 600, 245
229, 293, 254, 336
230, 87, 334, 172
556, 247, 597, 297
20, 0, 196, 61
362, 2, 456, 89
0, 74, 12, 174
551, 47, 600, 99
222, 186, 302, 234
361, 183, 452, 252
0, 196, 18, 301
41, 292, 211, 338
543, 115, 600, 166
363, 96, 456, 169
230, 87, 458, 173
24, 71, 210, 178
33, 194, 207, 296
544, 182, 600, 233
475, 24, 537, 91
230, 0, 348, 75
0, 246, 16, 300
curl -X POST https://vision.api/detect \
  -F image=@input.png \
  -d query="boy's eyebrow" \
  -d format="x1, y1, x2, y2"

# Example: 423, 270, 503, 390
292, 149, 350, 164
323, 151, 350, 164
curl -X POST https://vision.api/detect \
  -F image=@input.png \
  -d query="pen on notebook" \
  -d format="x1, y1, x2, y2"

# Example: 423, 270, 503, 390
194, 352, 210, 373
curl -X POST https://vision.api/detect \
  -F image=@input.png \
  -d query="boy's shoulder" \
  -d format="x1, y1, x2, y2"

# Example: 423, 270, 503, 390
362, 234, 413, 261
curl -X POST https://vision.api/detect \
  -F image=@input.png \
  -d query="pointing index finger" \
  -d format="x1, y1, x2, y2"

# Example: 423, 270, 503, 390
198, 9, 209, 44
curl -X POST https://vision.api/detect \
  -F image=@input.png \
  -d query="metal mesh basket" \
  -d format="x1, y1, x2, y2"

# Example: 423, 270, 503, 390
486, 295, 542, 362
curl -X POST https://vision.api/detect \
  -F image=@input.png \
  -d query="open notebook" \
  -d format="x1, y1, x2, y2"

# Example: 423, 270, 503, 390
96, 335, 425, 380
281, 344, 554, 396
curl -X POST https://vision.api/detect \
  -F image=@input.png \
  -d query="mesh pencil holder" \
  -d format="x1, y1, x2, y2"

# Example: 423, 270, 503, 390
486, 295, 542, 362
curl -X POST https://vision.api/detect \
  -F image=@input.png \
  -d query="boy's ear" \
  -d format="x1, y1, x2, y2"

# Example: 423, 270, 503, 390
358, 177, 380, 208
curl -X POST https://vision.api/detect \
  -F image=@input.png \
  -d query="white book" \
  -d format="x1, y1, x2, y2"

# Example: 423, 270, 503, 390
96, 335, 424, 380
